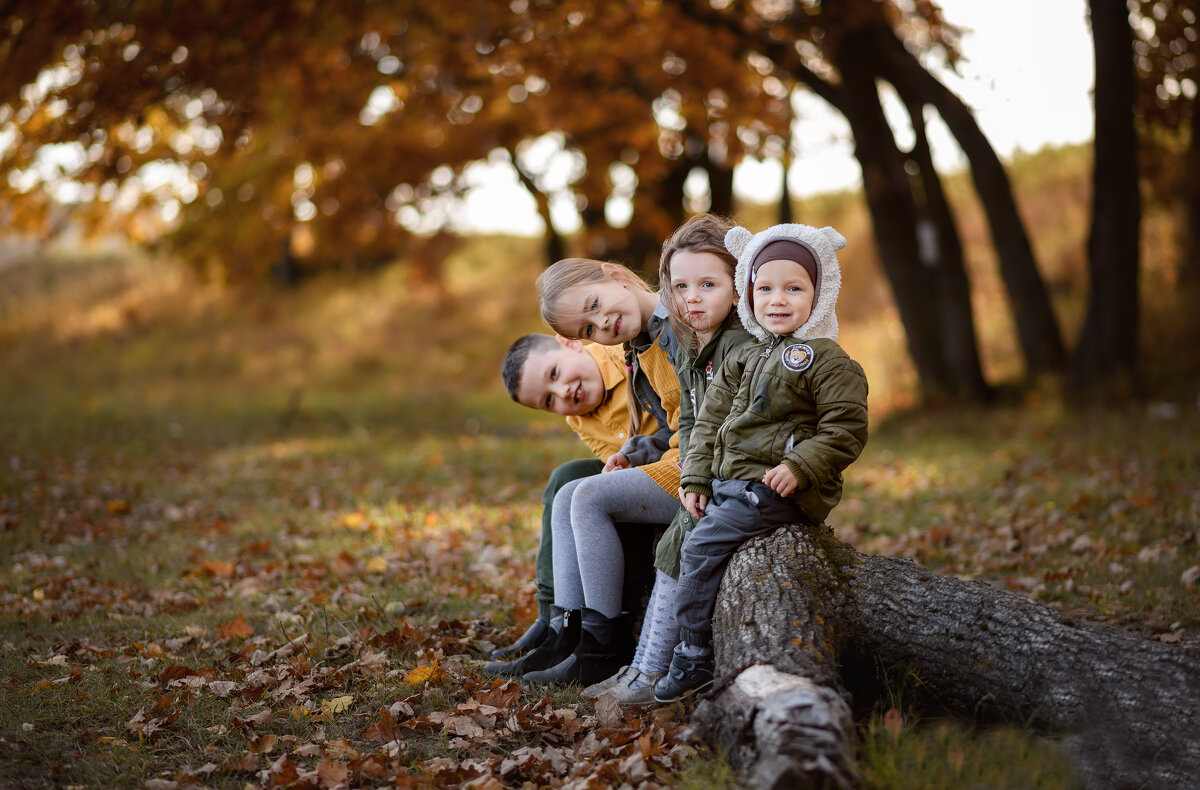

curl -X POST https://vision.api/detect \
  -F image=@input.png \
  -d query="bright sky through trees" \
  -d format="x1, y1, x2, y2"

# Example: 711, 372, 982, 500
459, 0, 1095, 236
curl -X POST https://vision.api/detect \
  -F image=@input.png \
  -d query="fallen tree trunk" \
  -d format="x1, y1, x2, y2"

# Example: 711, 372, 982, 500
693, 524, 1200, 790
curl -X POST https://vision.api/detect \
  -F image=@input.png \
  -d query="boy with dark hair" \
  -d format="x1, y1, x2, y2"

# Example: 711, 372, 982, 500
487, 334, 657, 674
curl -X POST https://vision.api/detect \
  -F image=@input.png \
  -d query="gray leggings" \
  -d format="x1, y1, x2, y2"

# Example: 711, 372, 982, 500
551, 467, 680, 618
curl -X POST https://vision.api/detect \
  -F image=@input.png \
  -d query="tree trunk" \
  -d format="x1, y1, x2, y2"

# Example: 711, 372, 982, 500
831, 30, 955, 398
1069, 0, 1141, 398
705, 158, 735, 219
779, 99, 795, 224
1183, 90, 1200, 293
508, 148, 566, 265
696, 524, 1200, 790
871, 24, 1067, 379
904, 96, 992, 401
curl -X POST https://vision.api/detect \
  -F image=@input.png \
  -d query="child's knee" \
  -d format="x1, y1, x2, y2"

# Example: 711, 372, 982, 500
545, 458, 603, 498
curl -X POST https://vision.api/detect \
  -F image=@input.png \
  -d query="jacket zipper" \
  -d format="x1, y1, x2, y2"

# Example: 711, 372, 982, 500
713, 336, 780, 473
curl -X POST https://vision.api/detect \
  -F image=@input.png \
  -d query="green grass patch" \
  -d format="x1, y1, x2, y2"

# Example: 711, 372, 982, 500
2, 232, 1198, 787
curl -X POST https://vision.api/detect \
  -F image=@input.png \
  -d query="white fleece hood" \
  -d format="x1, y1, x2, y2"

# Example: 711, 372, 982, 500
725, 223, 846, 343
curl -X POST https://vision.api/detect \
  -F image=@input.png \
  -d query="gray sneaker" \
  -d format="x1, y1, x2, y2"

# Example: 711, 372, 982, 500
582, 664, 631, 699
609, 669, 666, 706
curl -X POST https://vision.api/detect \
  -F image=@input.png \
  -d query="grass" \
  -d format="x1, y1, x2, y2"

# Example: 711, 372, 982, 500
2, 151, 1198, 786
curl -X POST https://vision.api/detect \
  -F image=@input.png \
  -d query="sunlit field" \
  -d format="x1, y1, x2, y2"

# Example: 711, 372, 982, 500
2, 146, 1197, 788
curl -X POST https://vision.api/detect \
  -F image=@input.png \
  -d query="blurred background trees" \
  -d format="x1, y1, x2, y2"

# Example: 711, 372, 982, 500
1, 0, 1195, 401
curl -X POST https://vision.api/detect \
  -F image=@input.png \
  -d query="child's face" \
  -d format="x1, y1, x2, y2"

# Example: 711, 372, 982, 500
516, 339, 606, 416
556, 267, 645, 345
751, 258, 815, 336
669, 250, 736, 341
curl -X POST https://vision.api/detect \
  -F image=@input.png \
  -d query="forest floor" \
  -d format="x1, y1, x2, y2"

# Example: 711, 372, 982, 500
1, 243, 1197, 789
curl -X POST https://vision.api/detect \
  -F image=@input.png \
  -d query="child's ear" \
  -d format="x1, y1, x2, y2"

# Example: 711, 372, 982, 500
599, 262, 628, 284
555, 335, 585, 352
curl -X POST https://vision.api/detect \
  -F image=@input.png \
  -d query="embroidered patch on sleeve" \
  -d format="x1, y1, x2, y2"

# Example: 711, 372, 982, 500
781, 343, 814, 372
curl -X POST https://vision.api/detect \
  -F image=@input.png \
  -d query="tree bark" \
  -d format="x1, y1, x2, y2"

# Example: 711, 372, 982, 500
870, 24, 1067, 378
831, 29, 955, 398
695, 525, 1200, 789
1183, 90, 1200, 294
1069, 0, 1142, 398
904, 96, 992, 401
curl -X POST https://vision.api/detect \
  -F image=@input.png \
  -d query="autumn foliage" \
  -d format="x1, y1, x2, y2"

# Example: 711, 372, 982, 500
0, 0, 960, 280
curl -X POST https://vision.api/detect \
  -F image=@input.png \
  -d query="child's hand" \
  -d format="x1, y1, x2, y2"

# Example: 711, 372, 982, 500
763, 464, 799, 497
603, 453, 631, 472
684, 491, 708, 519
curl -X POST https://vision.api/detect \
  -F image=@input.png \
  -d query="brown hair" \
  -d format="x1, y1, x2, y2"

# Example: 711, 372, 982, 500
658, 213, 740, 355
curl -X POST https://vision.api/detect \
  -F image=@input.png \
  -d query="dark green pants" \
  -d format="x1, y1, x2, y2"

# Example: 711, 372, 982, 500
536, 459, 658, 618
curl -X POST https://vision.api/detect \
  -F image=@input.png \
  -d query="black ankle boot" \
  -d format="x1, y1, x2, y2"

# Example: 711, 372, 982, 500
489, 616, 550, 659
522, 608, 628, 686
484, 609, 579, 677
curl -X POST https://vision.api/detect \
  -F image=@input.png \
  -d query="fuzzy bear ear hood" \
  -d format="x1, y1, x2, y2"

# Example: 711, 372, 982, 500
725, 223, 846, 343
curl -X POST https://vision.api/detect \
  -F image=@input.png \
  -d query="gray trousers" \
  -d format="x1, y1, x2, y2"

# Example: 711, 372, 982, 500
675, 478, 808, 647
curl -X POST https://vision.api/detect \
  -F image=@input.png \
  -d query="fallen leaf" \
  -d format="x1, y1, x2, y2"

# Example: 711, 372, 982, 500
207, 681, 238, 696
445, 714, 484, 737
404, 663, 444, 684
324, 738, 359, 760
246, 733, 278, 754
217, 615, 255, 640
323, 695, 354, 714
219, 753, 259, 774
316, 759, 349, 787
594, 693, 624, 729
618, 750, 653, 782
268, 754, 298, 785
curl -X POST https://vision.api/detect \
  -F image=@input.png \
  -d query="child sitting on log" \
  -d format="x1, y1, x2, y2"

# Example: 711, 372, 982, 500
653, 222, 869, 703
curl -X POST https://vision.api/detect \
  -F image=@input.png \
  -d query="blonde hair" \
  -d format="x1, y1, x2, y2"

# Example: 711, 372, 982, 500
536, 257, 656, 435
536, 258, 655, 338
658, 214, 740, 355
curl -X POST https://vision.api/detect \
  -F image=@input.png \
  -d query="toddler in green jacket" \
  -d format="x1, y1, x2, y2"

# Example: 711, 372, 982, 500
654, 222, 869, 703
